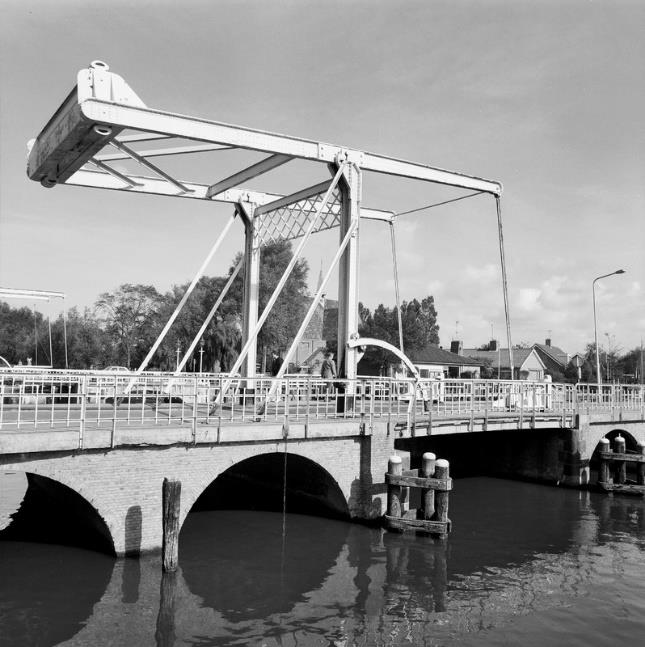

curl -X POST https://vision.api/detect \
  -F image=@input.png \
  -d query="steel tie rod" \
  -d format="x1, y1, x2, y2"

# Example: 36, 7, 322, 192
109, 140, 192, 194
126, 211, 239, 392
89, 158, 142, 188
174, 255, 245, 375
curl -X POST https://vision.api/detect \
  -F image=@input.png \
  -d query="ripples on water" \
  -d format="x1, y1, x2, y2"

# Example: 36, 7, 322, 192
1, 476, 644, 646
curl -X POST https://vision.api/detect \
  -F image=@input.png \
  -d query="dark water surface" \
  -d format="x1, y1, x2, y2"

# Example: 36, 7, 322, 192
1, 476, 644, 646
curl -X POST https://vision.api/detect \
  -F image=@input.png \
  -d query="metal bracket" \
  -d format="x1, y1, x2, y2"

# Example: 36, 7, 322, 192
236, 201, 254, 228
334, 148, 364, 167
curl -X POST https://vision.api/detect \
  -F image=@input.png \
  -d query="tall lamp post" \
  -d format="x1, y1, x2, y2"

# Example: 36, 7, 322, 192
593, 269, 625, 388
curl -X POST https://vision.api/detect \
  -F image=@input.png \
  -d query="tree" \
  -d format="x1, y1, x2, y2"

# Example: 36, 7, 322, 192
153, 241, 308, 372
154, 274, 237, 371
0, 302, 38, 364
614, 346, 643, 383
478, 357, 496, 379
256, 240, 308, 357
50, 307, 112, 369
0, 301, 113, 369
546, 368, 567, 383
222, 240, 309, 364
400, 297, 440, 353
563, 360, 588, 384
354, 296, 440, 373
95, 284, 163, 368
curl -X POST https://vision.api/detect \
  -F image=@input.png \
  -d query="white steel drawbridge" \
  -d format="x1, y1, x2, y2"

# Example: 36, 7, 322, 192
26, 60, 512, 404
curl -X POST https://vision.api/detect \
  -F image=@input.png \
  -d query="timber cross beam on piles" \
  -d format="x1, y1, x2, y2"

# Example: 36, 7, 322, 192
597, 436, 645, 495
26, 60, 504, 383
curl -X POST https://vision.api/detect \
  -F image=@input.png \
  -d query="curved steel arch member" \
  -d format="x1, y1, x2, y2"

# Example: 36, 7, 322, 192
346, 336, 421, 381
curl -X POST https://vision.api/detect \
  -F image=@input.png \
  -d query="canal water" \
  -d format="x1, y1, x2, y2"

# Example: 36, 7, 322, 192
1, 474, 644, 646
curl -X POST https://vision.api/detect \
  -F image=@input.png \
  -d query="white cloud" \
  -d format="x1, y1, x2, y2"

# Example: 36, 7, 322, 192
426, 279, 444, 294
517, 288, 541, 313
463, 263, 499, 284
627, 281, 642, 297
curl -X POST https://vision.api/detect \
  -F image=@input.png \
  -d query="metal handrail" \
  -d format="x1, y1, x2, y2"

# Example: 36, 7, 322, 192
1, 369, 642, 434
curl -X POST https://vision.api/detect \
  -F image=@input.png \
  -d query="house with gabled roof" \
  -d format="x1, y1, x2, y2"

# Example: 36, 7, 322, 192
463, 340, 546, 380
532, 338, 570, 376
409, 343, 483, 379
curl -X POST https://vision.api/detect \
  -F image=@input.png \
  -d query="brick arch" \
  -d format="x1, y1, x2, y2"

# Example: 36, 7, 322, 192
189, 452, 349, 518
0, 466, 115, 554
590, 428, 641, 459
586, 427, 644, 486
581, 426, 642, 464
176, 441, 360, 534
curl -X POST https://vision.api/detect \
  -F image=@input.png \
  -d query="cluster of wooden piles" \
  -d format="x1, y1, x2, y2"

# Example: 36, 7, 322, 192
598, 435, 645, 495
384, 452, 451, 538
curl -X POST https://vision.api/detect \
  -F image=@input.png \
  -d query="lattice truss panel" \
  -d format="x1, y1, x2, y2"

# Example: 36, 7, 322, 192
255, 186, 342, 245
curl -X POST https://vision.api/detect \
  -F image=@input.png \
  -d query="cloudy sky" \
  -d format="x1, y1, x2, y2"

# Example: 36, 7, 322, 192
1, 0, 643, 355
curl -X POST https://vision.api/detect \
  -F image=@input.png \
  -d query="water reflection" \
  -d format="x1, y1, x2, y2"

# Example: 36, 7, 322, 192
155, 572, 177, 647
0, 542, 114, 647
0, 478, 644, 647
181, 510, 351, 620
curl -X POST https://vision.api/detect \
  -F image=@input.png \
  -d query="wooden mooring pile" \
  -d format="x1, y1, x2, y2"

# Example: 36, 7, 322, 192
598, 435, 645, 495
385, 452, 451, 538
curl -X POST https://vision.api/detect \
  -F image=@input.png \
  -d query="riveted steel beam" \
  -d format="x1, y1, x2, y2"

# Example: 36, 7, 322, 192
109, 140, 191, 193
254, 181, 333, 217
206, 154, 292, 198
64, 169, 393, 221
96, 142, 232, 162
89, 158, 141, 187
28, 62, 502, 195
75, 99, 502, 195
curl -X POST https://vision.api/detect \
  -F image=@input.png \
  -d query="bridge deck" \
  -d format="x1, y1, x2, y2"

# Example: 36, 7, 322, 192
0, 409, 580, 455
1, 370, 643, 454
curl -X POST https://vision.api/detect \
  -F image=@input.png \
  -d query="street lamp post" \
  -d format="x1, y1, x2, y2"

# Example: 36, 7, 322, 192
604, 332, 615, 383
593, 269, 625, 389
199, 338, 205, 374
175, 342, 181, 372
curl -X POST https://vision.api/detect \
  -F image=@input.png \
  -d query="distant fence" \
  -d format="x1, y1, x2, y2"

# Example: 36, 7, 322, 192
0, 369, 643, 434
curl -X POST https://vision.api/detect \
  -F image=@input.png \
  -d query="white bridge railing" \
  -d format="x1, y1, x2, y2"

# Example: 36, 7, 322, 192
0, 369, 643, 434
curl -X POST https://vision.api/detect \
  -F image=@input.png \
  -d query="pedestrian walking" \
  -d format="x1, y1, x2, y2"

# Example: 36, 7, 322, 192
270, 351, 283, 377
321, 351, 336, 393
